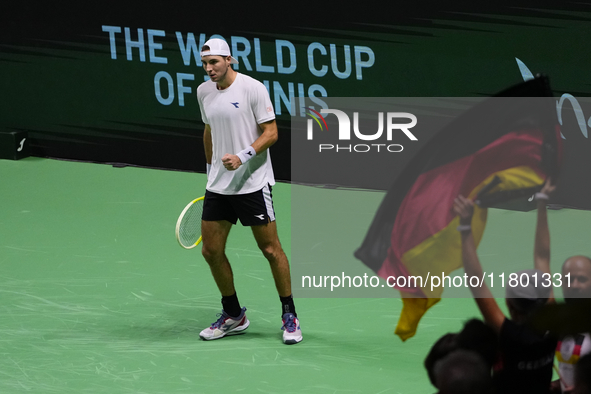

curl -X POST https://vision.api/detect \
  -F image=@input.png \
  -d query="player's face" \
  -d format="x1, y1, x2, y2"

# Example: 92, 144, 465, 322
201, 55, 231, 83
562, 256, 591, 300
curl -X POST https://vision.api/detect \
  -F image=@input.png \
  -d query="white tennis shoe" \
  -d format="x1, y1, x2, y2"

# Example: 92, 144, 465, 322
281, 313, 303, 344
199, 307, 249, 340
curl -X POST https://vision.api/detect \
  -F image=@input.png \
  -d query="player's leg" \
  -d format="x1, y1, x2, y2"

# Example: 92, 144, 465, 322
251, 222, 302, 344
232, 184, 294, 301
201, 219, 235, 296
251, 221, 292, 298
199, 192, 249, 341
235, 184, 302, 344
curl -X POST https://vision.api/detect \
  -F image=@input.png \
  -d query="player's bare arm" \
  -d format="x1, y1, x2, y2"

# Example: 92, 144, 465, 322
222, 120, 278, 171
252, 119, 279, 154
533, 178, 556, 303
203, 124, 212, 165
453, 195, 505, 332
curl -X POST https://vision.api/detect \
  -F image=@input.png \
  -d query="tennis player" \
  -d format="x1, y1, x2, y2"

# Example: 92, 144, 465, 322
196, 38, 302, 344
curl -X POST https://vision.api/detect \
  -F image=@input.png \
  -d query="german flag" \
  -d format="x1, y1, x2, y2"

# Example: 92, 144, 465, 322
354, 76, 562, 341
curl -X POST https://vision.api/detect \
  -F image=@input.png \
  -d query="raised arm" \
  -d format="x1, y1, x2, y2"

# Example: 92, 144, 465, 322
454, 195, 505, 332
533, 179, 556, 303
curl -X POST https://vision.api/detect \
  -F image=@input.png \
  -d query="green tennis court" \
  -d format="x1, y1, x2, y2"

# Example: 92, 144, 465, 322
1, 158, 589, 393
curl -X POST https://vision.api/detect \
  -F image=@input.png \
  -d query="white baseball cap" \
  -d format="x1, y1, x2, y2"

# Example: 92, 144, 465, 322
200, 38, 238, 64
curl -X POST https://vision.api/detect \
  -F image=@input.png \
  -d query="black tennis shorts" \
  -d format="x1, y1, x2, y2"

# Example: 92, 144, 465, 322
202, 184, 276, 226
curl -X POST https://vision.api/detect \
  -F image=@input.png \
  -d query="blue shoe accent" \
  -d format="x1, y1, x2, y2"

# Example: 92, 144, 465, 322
281, 313, 303, 344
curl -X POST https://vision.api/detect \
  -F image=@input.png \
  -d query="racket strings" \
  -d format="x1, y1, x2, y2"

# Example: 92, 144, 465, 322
179, 201, 203, 247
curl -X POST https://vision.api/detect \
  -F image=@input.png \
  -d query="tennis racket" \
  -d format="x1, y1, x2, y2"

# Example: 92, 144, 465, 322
175, 196, 204, 249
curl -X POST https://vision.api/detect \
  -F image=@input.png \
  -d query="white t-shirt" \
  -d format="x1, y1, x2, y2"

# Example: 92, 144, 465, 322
197, 72, 276, 195
557, 332, 591, 392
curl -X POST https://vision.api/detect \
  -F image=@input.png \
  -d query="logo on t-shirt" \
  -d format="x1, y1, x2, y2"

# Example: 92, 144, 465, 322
231, 102, 239, 108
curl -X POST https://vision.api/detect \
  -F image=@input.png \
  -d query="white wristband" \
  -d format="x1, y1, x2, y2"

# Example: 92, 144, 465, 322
534, 192, 549, 201
206, 163, 211, 176
457, 224, 472, 232
236, 146, 256, 165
